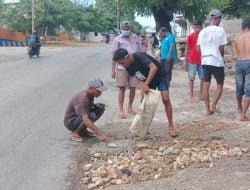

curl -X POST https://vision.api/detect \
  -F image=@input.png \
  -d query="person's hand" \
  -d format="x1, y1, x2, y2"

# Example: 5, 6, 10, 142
166, 56, 171, 63
182, 61, 188, 70
111, 71, 116, 79
99, 133, 109, 143
142, 84, 150, 94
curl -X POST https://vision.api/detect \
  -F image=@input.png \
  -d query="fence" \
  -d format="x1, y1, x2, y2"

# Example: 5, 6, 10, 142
0, 28, 26, 47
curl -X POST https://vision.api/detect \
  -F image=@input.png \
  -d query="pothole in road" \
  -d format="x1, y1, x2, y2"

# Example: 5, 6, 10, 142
75, 121, 248, 190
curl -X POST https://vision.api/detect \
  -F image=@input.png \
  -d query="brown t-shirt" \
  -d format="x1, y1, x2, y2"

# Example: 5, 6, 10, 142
64, 89, 94, 128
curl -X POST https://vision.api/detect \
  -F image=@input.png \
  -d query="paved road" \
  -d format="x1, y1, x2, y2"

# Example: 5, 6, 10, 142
0, 44, 112, 190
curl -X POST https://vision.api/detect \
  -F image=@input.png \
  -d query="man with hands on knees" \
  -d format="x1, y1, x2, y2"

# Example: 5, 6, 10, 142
64, 78, 109, 142
113, 48, 178, 137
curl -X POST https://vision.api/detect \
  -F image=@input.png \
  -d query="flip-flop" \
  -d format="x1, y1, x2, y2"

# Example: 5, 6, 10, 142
69, 135, 84, 142
169, 129, 178, 138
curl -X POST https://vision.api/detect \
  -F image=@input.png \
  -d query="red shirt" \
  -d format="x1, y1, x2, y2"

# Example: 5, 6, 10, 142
186, 32, 201, 64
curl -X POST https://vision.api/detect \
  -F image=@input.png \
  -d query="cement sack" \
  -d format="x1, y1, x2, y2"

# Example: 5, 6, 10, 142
129, 89, 161, 138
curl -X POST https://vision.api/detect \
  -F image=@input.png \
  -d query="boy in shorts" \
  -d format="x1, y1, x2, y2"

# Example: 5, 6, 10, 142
197, 9, 227, 115
184, 21, 204, 102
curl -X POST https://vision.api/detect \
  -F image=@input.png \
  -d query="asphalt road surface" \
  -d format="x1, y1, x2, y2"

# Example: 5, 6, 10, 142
0, 44, 112, 190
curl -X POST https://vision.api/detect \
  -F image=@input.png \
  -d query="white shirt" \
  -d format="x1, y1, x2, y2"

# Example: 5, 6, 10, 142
197, 25, 228, 67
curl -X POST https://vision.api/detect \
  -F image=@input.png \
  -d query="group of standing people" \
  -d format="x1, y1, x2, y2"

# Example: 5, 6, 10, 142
184, 9, 250, 121
111, 20, 178, 137
183, 9, 227, 116
63, 9, 250, 143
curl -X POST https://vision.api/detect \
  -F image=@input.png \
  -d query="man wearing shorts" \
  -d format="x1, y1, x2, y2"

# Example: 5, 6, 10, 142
111, 20, 143, 119
64, 78, 108, 142
184, 20, 204, 102
113, 48, 178, 137
197, 9, 228, 115
234, 20, 250, 121
159, 27, 177, 85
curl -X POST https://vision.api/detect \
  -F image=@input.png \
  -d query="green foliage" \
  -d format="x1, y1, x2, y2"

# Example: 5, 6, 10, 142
223, 0, 250, 19
4, 0, 34, 33
3, 0, 92, 34
0, 0, 5, 27
177, 0, 209, 23
95, 0, 142, 33
2, 0, 248, 37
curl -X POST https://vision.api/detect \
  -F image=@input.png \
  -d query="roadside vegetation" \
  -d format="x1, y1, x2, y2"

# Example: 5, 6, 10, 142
0, 0, 249, 36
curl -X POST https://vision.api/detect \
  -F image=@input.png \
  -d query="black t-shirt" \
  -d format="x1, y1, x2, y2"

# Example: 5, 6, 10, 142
126, 52, 162, 89
152, 37, 159, 48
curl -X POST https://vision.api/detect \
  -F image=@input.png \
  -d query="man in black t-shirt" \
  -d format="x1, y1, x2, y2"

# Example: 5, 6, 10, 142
113, 48, 178, 137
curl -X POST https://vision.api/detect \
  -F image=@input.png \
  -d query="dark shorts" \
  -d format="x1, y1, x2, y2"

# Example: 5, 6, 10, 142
150, 77, 169, 91
235, 60, 250, 98
161, 59, 174, 83
202, 65, 224, 83
67, 105, 105, 131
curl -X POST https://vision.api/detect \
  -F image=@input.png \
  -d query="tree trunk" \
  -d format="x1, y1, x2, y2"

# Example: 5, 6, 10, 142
152, 0, 176, 33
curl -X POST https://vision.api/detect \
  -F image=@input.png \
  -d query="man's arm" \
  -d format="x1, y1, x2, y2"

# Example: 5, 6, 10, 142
219, 45, 225, 58
168, 44, 174, 55
184, 44, 190, 63
143, 63, 158, 93
196, 45, 201, 52
82, 114, 108, 142
111, 39, 119, 78
166, 35, 175, 62
111, 60, 116, 79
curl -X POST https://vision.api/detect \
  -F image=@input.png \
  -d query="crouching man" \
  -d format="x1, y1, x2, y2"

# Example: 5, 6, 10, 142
113, 48, 178, 137
64, 78, 109, 142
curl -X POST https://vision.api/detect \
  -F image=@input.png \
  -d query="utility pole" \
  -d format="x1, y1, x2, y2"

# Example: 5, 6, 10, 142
116, 0, 119, 29
32, 0, 35, 32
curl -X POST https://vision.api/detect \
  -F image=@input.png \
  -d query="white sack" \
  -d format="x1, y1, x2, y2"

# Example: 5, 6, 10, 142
129, 89, 161, 138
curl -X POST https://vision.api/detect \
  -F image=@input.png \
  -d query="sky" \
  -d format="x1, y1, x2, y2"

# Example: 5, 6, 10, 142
135, 15, 156, 28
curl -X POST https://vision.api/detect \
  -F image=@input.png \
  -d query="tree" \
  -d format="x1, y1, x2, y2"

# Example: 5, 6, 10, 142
223, 0, 250, 19
95, 0, 142, 34
0, 0, 5, 27
177, 0, 209, 23
123, 0, 178, 32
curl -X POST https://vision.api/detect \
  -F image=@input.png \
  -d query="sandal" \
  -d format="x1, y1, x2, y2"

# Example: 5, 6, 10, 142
169, 129, 178, 138
69, 135, 84, 142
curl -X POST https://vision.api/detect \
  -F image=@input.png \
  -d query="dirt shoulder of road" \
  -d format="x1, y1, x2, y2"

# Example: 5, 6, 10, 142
68, 59, 250, 190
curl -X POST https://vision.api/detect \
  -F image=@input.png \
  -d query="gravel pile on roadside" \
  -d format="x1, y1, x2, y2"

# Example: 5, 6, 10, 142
79, 139, 248, 190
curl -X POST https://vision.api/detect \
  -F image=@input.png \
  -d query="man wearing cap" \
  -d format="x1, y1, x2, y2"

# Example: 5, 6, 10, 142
197, 9, 228, 115
111, 20, 143, 119
64, 78, 108, 142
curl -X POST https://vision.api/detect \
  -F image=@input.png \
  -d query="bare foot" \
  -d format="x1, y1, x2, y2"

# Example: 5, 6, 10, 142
238, 106, 243, 114
206, 110, 215, 115
119, 112, 126, 119
211, 108, 222, 113
211, 104, 222, 113
128, 109, 137, 115
240, 115, 249, 121
189, 97, 196, 103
